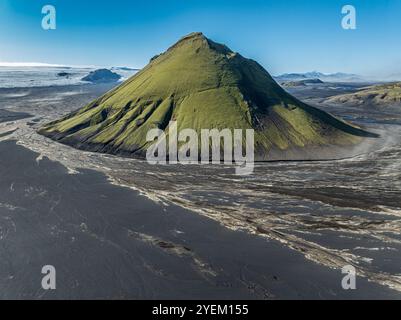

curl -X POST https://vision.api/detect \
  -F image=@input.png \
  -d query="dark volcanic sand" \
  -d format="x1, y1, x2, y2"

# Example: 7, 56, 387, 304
0, 83, 401, 299
0, 140, 399, 299
0, 109, 32, 123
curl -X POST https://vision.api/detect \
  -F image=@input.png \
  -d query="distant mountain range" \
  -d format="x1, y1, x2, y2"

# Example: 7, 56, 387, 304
281, 78, 324, 87
111, 66, 140, 71
274, 71, 365, 83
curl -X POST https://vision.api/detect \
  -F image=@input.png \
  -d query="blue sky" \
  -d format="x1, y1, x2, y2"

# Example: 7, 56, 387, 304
0, 0, 400, 76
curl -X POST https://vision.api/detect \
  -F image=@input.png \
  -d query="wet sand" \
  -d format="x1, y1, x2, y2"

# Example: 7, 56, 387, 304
0, 140, 400, 299
1, 84, 401, 299
0, 109, 32, 124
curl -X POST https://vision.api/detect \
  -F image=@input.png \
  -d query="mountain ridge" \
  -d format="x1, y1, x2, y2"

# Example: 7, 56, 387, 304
325, 82, 401, 108
275, 71, 364, 83
38, 32, 377, 161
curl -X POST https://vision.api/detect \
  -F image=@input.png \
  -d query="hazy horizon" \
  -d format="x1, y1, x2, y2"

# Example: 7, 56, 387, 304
1, 0, 401, 78
0, 62, 397, 81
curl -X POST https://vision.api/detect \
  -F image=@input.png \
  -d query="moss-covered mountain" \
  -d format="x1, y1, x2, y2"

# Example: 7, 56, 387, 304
39, 32, 377, 160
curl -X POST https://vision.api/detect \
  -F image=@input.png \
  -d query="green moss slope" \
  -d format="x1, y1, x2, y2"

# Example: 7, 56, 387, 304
326, 82, 401, 107
39, 32, 377, 160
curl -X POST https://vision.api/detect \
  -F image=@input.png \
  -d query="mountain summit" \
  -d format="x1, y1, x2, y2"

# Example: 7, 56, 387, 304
39, 32, 377, 160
